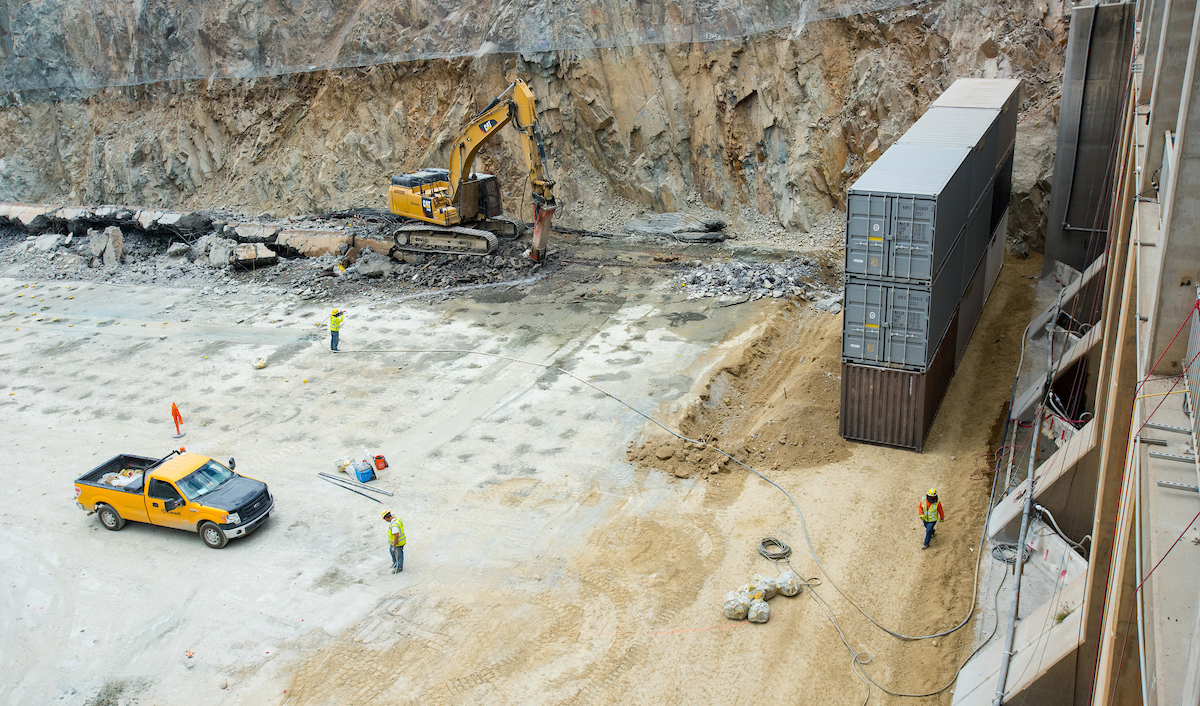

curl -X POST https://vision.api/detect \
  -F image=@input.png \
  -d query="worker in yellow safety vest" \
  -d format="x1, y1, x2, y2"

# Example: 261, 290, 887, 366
919, 488, 945, 549
382, 510, 406, 572
330, 309, 344, 352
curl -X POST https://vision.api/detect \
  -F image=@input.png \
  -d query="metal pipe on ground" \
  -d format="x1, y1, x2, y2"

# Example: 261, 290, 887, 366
319, 475, 382, 503
317, 472, 394, 496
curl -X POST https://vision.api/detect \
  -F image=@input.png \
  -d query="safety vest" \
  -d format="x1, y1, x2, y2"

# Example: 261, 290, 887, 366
388, 517, 406, 547
919, 500, 941, 523
330, 313, 344, 332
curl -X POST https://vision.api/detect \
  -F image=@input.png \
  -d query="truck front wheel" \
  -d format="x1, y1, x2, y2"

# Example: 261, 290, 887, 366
199, 521, 228, 549
97, 504, 125, 531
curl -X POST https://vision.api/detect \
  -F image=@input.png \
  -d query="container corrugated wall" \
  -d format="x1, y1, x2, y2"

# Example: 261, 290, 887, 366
985, 210, 1008, 297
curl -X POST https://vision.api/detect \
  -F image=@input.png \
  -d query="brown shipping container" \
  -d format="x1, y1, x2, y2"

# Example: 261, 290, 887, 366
840, 310, 959, 452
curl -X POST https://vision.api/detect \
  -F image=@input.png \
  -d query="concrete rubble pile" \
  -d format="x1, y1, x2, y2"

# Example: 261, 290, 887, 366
674, 259, 842, 304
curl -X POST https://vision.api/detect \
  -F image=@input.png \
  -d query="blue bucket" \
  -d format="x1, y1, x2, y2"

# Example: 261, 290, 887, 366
353, 465, 375, 483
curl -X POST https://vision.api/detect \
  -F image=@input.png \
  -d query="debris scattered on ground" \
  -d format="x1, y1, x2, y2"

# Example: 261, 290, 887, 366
671, 258, 840, 303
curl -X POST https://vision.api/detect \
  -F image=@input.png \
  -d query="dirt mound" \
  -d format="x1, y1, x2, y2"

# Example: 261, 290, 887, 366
627, 301, 848, 480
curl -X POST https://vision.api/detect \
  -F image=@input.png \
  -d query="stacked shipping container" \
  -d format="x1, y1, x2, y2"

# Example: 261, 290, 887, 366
839, 79, 1020, 451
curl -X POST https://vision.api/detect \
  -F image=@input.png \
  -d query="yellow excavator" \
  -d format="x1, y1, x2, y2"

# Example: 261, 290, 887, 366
387, 79, 557, 261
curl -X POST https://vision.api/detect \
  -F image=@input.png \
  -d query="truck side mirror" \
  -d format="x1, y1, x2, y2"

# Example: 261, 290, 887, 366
166, 498, 183, 512
228, 458, 236, 470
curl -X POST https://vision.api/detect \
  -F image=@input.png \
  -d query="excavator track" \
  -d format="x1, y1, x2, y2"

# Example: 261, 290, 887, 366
393, 224, 498, 256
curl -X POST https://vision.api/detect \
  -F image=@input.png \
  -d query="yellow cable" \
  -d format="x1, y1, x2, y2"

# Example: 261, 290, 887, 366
1134, 390, 1186, 400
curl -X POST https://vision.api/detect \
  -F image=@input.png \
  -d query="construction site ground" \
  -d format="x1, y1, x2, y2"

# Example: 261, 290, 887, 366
0, 234, 1041, 705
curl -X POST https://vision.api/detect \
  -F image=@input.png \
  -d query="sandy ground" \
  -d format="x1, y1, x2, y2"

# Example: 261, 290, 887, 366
0, 239, 1040, 705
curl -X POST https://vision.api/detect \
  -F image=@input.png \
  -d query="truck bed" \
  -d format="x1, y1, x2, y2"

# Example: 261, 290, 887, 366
76, 454, 161, 493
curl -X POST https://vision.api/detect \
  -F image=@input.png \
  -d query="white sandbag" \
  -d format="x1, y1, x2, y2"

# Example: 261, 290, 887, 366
776, 571, 803, 597
748, 598, 770, 623
752, 574, 778, 600
334, 456, 353, 473
740, 583, 766, 602
723, 590, 750, 620
101, 472, 120, 486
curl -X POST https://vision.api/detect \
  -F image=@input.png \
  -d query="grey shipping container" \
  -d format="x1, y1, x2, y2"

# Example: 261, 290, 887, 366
956, 250, 988, 366
839, 218, 1007, 452
845, 144, 974, 283
840, 310, 959, 452
842, 225, 966, 370
931, 78, 1021, 169
898, 106, 1004, 210
991, 150, 1014, 235
960, 181, 996, 287
986, 210, 1008, 297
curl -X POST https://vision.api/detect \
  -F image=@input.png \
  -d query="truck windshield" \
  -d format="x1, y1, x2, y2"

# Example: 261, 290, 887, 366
177, 462, 235, 500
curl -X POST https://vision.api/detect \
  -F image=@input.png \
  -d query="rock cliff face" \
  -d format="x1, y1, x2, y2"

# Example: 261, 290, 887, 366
0, 0, 1067, 246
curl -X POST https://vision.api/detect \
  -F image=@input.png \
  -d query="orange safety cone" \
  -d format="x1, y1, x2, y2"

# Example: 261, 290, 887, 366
171, 403, 185, 438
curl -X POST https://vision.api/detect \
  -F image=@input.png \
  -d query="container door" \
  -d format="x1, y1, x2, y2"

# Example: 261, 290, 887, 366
846, 194, 888, 277
885, 287, 931, 369
890, 197, 935, 280
842, 281, 886, 363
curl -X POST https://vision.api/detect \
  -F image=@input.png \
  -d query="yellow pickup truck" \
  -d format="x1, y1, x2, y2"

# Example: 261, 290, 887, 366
74, 451, 274, 548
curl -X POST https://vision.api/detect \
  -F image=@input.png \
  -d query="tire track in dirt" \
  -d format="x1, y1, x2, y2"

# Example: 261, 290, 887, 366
550, 513, 726, 703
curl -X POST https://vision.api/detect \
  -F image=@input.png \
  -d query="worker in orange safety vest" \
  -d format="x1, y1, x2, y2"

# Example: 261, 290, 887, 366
919, 488, 945, 549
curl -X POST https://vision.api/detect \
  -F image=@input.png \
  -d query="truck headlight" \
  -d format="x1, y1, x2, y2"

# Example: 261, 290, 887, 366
223, 513, 241, 525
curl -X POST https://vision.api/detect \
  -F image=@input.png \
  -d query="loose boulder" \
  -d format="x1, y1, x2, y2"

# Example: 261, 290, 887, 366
34, 233, 63, 252
88, 226, 124, 267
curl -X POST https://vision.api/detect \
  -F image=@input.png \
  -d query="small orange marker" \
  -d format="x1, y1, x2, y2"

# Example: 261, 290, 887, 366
171, 403, 185, 438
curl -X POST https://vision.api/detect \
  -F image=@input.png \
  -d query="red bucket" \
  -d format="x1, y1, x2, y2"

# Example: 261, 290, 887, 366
374, 454, 389, 471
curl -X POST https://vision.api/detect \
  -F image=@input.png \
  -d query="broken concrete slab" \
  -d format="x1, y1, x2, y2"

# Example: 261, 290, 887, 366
207, 238, 238, 266
54, 207, 94, 222
167, 242, 189, 259
276, 229, 354, 258
0, 204, 60, 231
88, 226, 125, 267
625, 212, 728, 241
232, 243, 278, 268
92, 205, 135, 220
103, 226, 124, 267
34, 233, 63, 251
351, 235, 395, 260
230, 224, 281, 242
135, 209, 212, 234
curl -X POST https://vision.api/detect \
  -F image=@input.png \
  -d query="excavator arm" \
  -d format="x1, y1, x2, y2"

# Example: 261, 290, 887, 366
447, 80, 557, 260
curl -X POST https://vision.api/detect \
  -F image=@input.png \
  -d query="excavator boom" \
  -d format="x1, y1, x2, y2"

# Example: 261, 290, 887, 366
387, 79, 557, 260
